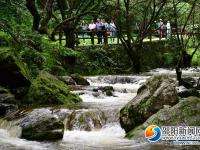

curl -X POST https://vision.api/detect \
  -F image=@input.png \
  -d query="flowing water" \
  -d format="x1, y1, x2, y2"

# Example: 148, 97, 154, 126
0, 68, 200, 150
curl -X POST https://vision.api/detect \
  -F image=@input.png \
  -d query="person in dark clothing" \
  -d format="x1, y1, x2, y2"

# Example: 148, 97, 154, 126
96, 19, 103, 44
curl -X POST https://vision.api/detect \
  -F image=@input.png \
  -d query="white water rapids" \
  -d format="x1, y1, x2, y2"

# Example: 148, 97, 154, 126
0, 68, 199, 150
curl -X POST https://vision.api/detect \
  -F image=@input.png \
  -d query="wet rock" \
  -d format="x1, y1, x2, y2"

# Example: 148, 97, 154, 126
92, 92, 101, 97
70, 74, 90, 85
178, 88, 200, 98
66, 109, 106, 131
24, 72, 82, 105
120, 75, 179, 133
58, 76, 76, 85
52, 108, 72, 121
69, 85, 84, 91
98, 86, 114, 92
15, 108, 64, 141
98, 86, 114, 96
0, 103, 17, 116
126, 96, 200, 139
182, 77, 199, 87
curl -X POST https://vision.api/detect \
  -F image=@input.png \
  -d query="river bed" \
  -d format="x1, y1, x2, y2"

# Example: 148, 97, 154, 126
0, 68, 199, 150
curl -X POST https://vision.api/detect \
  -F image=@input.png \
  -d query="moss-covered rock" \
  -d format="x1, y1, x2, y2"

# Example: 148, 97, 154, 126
70, 74, 90, 85
24, 72, 82, 105
126, 96, 200, 139
120, 75, 179, 133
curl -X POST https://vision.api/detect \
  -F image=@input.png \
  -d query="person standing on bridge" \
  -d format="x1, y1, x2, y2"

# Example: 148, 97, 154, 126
109, 20, 117, 43
88, 20, 96, 45
96, 19, 103, 44
80, 21, 88, 45
101, 19, 109, 44
159, 19, 164, 40
166, 21, 171, 39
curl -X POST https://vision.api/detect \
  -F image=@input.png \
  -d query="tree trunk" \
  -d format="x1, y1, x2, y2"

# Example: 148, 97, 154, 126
176, 50, 193, 88
38, 0, 54, 34
123, 43, 141, 73
64, 30, 75, 49
26, 0, 41, 31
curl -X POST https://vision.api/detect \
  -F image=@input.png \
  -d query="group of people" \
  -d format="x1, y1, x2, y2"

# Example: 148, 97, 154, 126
154, 19, 172, 39
80, 19, 117, 45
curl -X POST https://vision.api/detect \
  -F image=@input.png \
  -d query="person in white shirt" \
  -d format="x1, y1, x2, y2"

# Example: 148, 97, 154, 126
88, 20, 96, 45
166, 21, 171, 39
109, 20, 117, 43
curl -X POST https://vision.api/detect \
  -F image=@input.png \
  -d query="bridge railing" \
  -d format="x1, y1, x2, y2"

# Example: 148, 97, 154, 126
56, 28, 199, 46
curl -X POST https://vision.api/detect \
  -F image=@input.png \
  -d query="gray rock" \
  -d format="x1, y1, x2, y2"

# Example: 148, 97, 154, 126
120, 75, 179, 133
15, 108, 64, 141
58, 76, 76, 85
65, 109, 106, 131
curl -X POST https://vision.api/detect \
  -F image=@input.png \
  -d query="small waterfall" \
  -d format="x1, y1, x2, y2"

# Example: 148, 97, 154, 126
60, 75, 148, 149
0, 119, 21, 138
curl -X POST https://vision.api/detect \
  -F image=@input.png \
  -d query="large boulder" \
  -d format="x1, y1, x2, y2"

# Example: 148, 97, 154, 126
65, 109, 106, 131
120, 75, 179, 133
24, 72, 82, 105
0, 48, 31, 90
15, 108, 64, 141
126, 96, 200, 139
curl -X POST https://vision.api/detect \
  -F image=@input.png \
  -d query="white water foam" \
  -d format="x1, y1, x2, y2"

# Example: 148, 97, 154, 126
62, 123, 143, 149
0, 129, 50, 150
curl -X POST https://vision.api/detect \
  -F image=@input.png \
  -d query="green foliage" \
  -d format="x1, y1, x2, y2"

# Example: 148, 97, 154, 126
162, 52, 178, 67
0, 32, 11, 46
75, 45, 131, 75
73, 41, 179, 75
